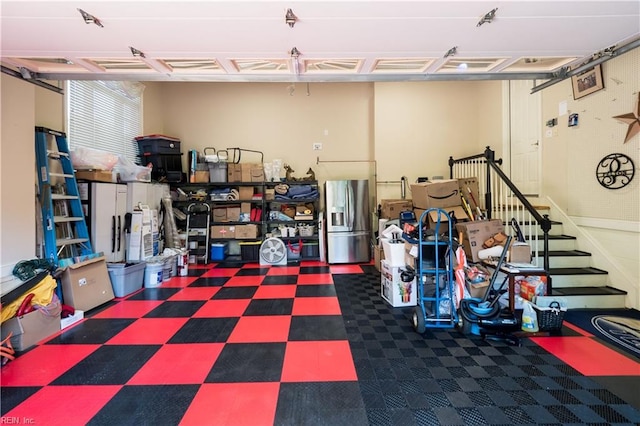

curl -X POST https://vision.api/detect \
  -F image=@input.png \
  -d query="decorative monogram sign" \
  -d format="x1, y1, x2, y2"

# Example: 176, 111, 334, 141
595, 153, 635, 189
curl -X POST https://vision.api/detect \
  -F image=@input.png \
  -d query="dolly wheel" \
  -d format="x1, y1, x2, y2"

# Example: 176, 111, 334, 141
412, 306, 426, 334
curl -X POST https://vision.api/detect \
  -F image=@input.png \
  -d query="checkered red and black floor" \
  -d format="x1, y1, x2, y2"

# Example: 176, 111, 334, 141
2, 261, 639, 425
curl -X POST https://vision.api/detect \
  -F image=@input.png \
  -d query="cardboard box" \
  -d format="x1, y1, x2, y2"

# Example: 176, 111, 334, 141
250, 165, 264, 182
380, 199, 413, 220
265, 189, 275, 200
374, 245, 384, 272
381, 260, 416, 307
238, 186, 254, 200
226, 206, 241, 222
60, 256, 115, 311
467, 280, 490, 299
510, 243, 532, 263
411, 180, 461, 209
1, 308, 61, 351
211, 225, 236, 239
75, 170, 115, 183
194, 170, 209, 183
414, 205, 470, 230
241, 202, 252, 214
212, 208, 227, 222
235, 224, 259, 239
227, 163, 242, 182
455, 219, 504, 263
457, 177, 481, 210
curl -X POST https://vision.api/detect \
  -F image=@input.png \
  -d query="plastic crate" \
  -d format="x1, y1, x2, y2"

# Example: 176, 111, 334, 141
136, 138, 181, 155
107, 261, 146, 297
240, 241, 261, 261
302, 242, 319, 259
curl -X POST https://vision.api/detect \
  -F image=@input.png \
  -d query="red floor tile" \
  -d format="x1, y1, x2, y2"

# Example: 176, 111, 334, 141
330, 265, 365, 274
4, 385, 122, 426
227, 316, 291, 343
253, 285, 297, 299
192, 299, 251, 318
562, 321, 593, 336
267, 266, 300, 276
200, 268, 240, 277
181, 382, 279, 426
300, 260, 325, 267
296, 274, 334, 285
292, 297, 342, 315
128, 343, 224, 385
531, 336, 640, 376
91, 300, 164, 319
1, 344, 100, 386
168, 286, 220, 301
107, 318, 190, 345
158, 276, 199, 287
281, 340, 357, 382
225, 275, 265, 286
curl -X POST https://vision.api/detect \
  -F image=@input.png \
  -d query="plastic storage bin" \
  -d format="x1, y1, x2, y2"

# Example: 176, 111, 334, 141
208, 162, 228, 183
240, 241, 261, 261
107, 262, 146, 297
211, 242, 229, 261
136, 137, 181, 155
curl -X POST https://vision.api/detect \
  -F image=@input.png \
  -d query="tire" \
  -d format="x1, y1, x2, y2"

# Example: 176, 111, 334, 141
412, 305, 426, 334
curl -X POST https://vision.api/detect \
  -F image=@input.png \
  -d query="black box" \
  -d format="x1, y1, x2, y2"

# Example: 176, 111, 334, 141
302, 242, 320, 259
136, 137, 181, 155
240, 242, 261, 261
138, 153, 183, 181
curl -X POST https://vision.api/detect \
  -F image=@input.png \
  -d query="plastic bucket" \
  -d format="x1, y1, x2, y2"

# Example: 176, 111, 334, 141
162, 256, 172, 281
177, 250, 189, 276
144, 260, 164, 287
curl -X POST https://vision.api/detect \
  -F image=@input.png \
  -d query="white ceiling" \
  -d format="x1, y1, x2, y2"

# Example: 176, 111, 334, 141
1, 0, 639, 83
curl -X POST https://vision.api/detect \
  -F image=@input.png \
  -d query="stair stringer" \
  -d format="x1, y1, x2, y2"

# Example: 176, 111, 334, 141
545, 196, 638, 309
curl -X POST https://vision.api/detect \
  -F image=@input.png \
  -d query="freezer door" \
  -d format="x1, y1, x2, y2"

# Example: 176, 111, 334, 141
327, 231, 371, 264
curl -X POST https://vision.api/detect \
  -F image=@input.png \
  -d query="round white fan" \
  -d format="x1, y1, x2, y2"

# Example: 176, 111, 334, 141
259, 237, 288, 266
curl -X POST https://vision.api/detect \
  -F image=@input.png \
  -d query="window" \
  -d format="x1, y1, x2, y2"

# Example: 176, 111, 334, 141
67, 80, 143, 162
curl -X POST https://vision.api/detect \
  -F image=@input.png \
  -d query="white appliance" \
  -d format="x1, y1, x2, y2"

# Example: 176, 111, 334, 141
80, 182, 128, 262
325, 179, 371, 264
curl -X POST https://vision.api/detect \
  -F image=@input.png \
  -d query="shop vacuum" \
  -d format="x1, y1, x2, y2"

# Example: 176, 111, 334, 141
458, 236, 521, 346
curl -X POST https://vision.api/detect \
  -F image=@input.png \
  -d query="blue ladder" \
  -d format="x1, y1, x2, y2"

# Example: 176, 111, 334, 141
35, 127, 93, 271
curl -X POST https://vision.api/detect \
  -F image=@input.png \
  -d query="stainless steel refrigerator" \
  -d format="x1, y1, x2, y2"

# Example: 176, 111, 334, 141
325, 179, 371, 263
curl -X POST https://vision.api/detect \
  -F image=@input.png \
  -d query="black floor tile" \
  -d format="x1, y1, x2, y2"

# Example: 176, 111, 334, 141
299, 266, 331, 274
0, 386, 41, 415
262, 275, 298, 285
275, 382, 368, 426
51, 345, 160, 385
288, 315, 348, 341
188, 276, 229, 287
143, 301, 206, 318
47, 318, 135, 345
243, 298, 293, 316
235, 267, 269, 276
295, 284, 337, 297
211, 286, 258, 299
126, 287, 181, 301
88, 384, 200, 425
168, 317, 238, 343
186, 268, 207, 276
206, 342, 285, 382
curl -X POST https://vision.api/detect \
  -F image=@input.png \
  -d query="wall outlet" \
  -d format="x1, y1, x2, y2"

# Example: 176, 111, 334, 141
313, 142, 323, 150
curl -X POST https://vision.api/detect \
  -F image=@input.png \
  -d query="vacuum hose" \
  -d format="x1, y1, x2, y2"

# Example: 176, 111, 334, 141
459, 298, 501, 323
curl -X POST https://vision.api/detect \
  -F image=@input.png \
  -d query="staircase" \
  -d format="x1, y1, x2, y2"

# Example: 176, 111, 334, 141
449, 148, 629, 310
528, 216, 627, 309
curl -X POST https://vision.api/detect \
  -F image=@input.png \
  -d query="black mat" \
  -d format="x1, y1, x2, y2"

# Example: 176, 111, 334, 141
562, 308, 640, 359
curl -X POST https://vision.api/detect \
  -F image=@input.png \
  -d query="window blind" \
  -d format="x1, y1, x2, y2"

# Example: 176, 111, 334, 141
67, 80, 142, 162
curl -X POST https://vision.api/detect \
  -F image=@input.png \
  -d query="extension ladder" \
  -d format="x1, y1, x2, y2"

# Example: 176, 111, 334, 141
35, 127, 93, 268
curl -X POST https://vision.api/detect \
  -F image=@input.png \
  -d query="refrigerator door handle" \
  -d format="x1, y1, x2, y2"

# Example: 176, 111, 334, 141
117, 215, 122, 252
111, 215, 116, 253
347, 183, 354, 229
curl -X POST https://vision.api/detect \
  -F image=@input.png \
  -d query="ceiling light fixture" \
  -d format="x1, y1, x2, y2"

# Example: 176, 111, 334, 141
477, 8, 498, 27
129, 46, 146, 58
444, 46, 458, 58
77, 8, 103, 27
285, 8, 298, 28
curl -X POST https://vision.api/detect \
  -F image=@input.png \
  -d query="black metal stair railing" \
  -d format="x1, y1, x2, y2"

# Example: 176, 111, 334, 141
449, 146, 552, 272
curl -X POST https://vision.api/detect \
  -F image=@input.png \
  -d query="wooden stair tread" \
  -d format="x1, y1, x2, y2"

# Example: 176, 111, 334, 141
552, 286, 627, 296
548, 267, 608, 275
535, 250, 591, 257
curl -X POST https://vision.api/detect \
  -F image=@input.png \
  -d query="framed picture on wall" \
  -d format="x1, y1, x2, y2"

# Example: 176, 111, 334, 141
571, 64, 604, 100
